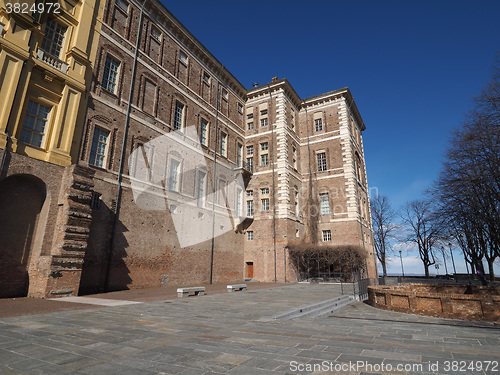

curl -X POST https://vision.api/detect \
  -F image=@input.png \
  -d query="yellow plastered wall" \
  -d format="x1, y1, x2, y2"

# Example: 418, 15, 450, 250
0, 0, 104, 166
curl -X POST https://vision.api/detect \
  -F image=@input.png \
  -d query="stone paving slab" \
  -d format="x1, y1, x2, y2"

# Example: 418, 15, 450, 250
0, 284, 498, 374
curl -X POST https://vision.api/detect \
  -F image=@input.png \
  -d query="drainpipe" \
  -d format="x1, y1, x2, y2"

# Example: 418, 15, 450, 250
104, 0, 146, 291
209, 65, 223, 284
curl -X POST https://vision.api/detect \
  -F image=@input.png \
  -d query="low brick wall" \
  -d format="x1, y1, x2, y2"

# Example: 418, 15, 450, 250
368, 283, 500, 322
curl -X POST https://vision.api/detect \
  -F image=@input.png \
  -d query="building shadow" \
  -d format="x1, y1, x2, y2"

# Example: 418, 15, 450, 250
79, 199, 131, 294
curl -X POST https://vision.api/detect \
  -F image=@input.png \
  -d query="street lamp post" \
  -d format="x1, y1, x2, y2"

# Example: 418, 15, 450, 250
399, 250, 405, 278
448, 242, 457, 281
441, 246, 449, 277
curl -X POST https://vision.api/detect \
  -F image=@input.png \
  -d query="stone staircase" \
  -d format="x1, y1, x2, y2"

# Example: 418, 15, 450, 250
272, 294, 357, 320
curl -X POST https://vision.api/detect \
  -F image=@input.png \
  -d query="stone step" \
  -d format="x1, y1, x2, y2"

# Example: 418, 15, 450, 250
272, 294, 356, 320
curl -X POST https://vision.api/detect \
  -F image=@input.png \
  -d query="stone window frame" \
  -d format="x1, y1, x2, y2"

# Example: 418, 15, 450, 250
196, 169, 207, 208
246, 144, 254, 156
322, 229, 332, 242
246, 199, 254, 217
261, 197, 270, 212
202, 71, 211, 85
236, 142, 243, 167
89, 126, 111, 169
314, 118, 323, 132
294, 186, 299, 219
18, 98, 53, 150
220, 131, 227, 157
199, 118, 209, 147
316, 151, 327, 172
172, 100, 186, 131
178, 50, 188, 66
115, 0, 129, 13
260, 153, 269, 167
167, 155, 183, 193
247, 231, 254, 241
40, 17, 68, 59
101, 54, 121, 94
150, 24, 162, 42
319, 192, 330, 215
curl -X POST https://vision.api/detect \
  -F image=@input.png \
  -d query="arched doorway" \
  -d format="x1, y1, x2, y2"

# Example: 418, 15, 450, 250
0, 175, 46, 297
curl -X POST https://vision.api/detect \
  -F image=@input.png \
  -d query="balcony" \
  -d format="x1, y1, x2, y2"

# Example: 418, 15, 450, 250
234, 214, 254, 232
235, 160, 253, 185
36, 49, 69, 73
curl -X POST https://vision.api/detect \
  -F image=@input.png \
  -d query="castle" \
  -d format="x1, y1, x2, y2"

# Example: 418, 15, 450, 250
0, 0, 377, 297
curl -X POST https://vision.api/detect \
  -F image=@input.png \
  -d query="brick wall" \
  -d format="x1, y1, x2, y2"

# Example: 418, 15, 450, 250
368, 284, 500, 322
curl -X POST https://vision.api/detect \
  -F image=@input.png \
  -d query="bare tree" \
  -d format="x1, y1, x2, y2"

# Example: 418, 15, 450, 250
401, 199, 442, 278
432, 54, 500, 280
370, 194, 396, 276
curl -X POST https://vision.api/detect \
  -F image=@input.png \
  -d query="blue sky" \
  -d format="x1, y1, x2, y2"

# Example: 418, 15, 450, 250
163, 0, 500, 275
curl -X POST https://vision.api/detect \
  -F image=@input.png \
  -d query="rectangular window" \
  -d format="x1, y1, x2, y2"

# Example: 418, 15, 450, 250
247, 231, 254, 241
246, 145, 253, 155
260, 109, 268, 116
246, 200, 254, 217
222, 89, 228, 100
115, 0, 128, 12
20, 100, 51, 148
315, 118, 323, 132
247, 113, 253, 120
237, 103, 243, 113
317, 152, 327, 172
260, 118, 268, 127
89, 127, 110, 168
247, 122, 254, 130
294, 190, 299, 218
220, 132, 227, 156
322, 230, 332, 242
200, 119, 208, 146
246, 190, 253, 197
292, 147, 297, 169
236, 188, 242, 216
246, 157, 253, 172
260, 142, 268, 151
203, 72, 210, 84
41, 18, 67, 58
237, 143, 243, 167
151, 26, 161, 41
261, 198, 270, 212
90, 192, 102, 210
179, 50, 188, 64
260, 154, 269, 166
168, 159, 180, 191
102, 56, 120, 93
173, 102, 184, 130
197, 171, 206, 207
319, 193, 330, 215
261, 187, 269, 195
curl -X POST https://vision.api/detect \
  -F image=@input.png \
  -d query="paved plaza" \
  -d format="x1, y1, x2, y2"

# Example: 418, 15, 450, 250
0, 284, 498, 374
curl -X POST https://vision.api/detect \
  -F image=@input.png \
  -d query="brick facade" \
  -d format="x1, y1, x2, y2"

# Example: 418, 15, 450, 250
0, 0, 377, 297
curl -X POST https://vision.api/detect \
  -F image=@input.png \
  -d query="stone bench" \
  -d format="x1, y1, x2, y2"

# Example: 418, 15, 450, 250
177, 287, 205, 298
227, 284, 247, 292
